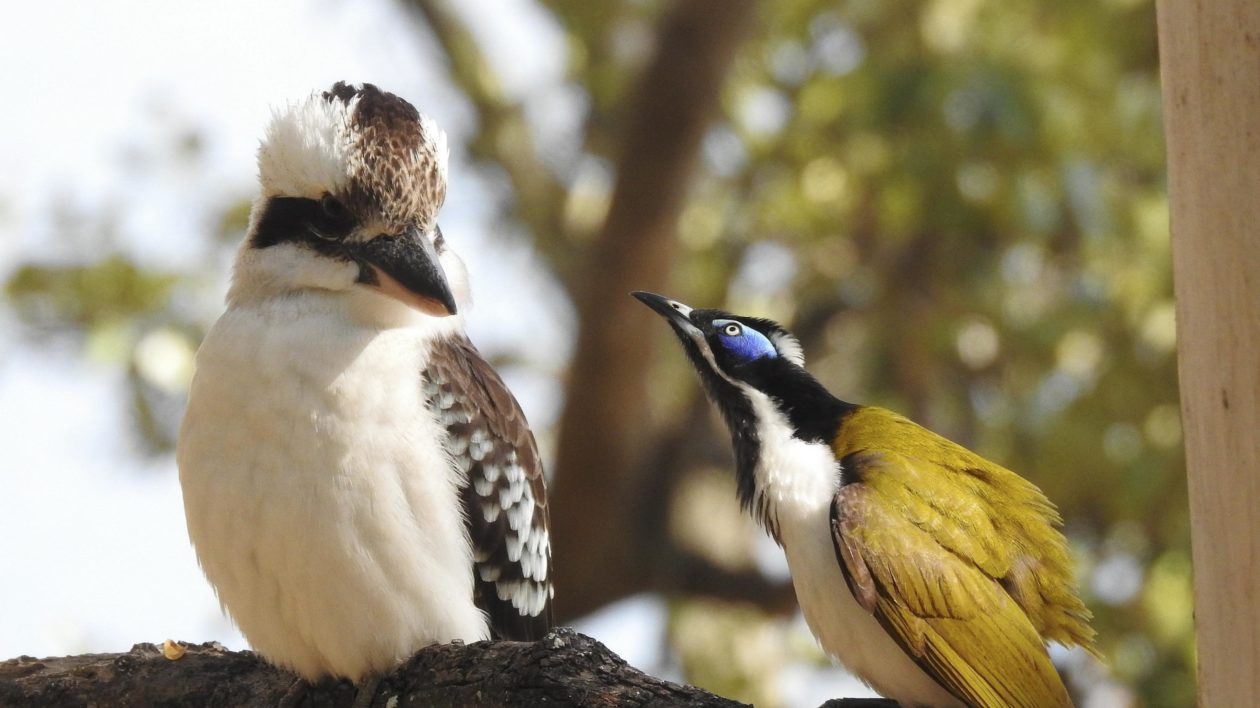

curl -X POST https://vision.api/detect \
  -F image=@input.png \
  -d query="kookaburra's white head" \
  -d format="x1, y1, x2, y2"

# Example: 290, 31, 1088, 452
229, 81, 468, 323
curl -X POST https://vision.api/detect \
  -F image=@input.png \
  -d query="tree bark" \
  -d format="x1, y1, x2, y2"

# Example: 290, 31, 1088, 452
1156, 2, 1260, 705
550, 0, 758, 622
0, 630, 744, 708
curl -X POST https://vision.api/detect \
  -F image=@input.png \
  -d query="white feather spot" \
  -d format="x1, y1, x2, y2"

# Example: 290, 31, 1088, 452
531, 547, 548, 580
506, 531, 524, 562
470, 436, 494, 462
506, 495, 535, 532
497, 580, 542, 615
499, 475, 525, 509
480, 501, 501, 522
473, 474, 496, 497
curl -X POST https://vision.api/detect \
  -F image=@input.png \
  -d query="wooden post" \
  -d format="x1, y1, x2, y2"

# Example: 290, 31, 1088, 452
1156, 2, 1260, 705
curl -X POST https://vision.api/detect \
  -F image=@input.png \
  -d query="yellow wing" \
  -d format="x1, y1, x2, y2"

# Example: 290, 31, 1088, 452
830, 435, 1091, 707
833, 407, 1096, 652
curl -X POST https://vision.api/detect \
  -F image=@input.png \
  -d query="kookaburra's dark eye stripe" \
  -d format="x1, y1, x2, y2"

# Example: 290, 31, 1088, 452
250, 196, 357, 251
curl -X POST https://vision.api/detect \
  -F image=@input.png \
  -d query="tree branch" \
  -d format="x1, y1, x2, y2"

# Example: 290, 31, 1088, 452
0, 630, 746, 708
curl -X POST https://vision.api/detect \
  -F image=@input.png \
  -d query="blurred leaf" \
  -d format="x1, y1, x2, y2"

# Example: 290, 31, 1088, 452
216, 198, 254, 243
4, 255, 177, 334
671, 599, 787, 707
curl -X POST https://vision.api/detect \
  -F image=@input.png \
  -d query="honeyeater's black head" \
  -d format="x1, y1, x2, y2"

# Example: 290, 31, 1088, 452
632, 292, 805, 396
633, 291, 855, 508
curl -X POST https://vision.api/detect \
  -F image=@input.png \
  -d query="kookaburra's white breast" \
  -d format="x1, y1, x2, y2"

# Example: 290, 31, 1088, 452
177, 292, 487, 681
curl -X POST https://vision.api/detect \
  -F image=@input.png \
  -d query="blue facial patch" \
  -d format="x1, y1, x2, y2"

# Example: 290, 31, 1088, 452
713, 319, 778, 362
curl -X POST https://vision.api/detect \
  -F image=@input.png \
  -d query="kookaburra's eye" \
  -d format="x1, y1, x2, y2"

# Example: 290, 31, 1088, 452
310, 194, 352, 242
320, 194, 348, 221
723, 323, 742, 337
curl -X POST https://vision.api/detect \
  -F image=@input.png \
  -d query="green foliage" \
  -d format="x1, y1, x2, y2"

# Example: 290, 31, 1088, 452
671, 600, 787, 706
5, 256, 177, 334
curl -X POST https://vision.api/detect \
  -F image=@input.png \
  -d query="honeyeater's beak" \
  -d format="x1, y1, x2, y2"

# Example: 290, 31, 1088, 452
631, 291, 700, 336
357, 227, 457, 317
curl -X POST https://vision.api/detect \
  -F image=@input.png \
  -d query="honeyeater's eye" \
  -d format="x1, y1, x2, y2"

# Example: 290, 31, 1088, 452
713, 318, 777, 361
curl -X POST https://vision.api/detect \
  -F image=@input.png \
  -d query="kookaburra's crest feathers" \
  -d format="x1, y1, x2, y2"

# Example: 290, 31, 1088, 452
257, 82, 449, 232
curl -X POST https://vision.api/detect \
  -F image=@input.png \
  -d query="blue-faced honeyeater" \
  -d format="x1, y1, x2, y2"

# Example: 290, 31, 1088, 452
633, 292, 1097, 708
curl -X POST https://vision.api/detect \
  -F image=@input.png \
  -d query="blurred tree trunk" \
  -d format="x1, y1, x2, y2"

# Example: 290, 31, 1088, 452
547, 0, 757, 620
1157, 1, 1260, 705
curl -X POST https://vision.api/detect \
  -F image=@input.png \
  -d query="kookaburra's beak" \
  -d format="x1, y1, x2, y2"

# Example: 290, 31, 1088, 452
356, 227, 458, 317
632, 291, 699, 336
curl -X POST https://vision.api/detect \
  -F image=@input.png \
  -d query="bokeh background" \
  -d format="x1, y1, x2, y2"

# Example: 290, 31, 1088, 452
0, 1, 1188, 706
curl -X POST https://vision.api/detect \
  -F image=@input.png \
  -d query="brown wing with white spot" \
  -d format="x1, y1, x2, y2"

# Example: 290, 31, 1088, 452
423, 335, 553, 640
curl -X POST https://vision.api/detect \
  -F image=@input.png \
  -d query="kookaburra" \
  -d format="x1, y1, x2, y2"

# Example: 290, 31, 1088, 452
634, 292, 1096, 708
177, 82, 553, 682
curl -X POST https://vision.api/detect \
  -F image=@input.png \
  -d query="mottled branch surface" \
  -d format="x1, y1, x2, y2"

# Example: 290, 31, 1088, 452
0, 629, 746, 708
